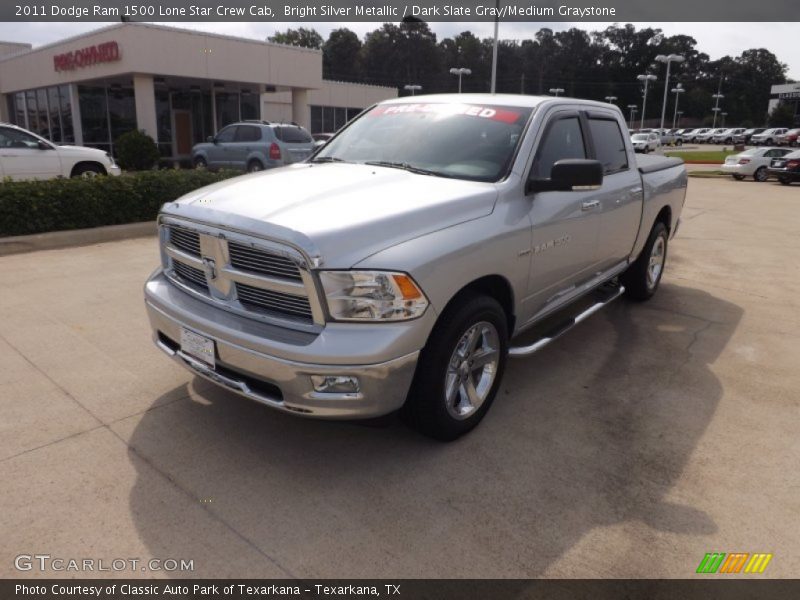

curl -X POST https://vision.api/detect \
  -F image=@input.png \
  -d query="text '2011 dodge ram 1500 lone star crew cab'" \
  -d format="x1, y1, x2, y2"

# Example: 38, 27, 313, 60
145, 94, 687, 440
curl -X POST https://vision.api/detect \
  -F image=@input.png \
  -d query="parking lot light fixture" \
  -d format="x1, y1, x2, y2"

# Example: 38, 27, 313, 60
637, 74, 657, 129
656, 54, 685, 131
676, 110, 684, 128
449, 67, 471, 93
549, 87, 565, 97
712, 92, 725, 128
627, 104, 638, 130
604, 95, 618, 105
671, 84, 685, 128
403, 84, 422, 96
722, 112, 728, 127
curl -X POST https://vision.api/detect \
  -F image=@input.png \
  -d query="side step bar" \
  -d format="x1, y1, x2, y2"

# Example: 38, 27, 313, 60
509, 284, 625, 358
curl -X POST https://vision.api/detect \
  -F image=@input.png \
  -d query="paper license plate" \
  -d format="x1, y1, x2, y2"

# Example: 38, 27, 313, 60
180, 327, 215, 368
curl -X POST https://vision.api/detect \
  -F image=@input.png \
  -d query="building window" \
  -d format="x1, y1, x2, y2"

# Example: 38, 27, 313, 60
240, 92, 258, 121
309, 105, 363, 134
78, 85, 110, 149
215, 92, 240, 130
36, 88, 50, 140
155, 89, 172, 157
47, 87, 62, 143
25, 91, 38, 135
59, 86, 74, 144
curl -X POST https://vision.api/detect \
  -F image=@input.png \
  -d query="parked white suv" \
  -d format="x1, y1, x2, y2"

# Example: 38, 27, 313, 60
0, 123, 120, 180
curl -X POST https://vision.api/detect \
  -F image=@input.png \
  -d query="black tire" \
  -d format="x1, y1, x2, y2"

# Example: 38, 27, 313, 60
621, 221, 669, 302
765, 139, 773, 146
71, 163, 105, 178
194, 156, 207, 169
247, 159, 264, 173
778, 176, 792, 185
754, 166, 768, 182
725, 138, 732, 145
402, 294, 508, 441
732, 174, 746, 181
675, 139, 683, 147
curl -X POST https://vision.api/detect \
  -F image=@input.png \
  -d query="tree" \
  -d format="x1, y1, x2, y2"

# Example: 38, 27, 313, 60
268, 28, 323, 50
768, 101, 796, 127
323, 28, 362, 81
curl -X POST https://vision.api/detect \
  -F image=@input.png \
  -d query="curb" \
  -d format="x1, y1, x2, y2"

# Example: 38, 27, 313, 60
0, 221, 157, 257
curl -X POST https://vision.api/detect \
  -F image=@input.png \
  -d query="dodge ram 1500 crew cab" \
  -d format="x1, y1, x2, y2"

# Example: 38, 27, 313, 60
145, 94, 687, 440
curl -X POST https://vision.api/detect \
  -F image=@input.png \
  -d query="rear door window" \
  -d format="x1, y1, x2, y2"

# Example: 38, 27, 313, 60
587, 118, 629, 174
235, 125, 261, 142
279, 126, 313, 144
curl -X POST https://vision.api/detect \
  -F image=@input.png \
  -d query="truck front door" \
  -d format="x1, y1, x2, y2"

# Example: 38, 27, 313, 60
523, 111, 602, 319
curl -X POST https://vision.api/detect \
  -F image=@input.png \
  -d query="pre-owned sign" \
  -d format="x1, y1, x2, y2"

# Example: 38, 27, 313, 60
53, 41, 120, 72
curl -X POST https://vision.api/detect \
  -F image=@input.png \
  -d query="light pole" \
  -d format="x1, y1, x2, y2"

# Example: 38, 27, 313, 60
449, 67, 471, 93
403, 84, 422, 96
711, 92, 725, 128
676, 110, 684, 128
627, 104, 638, 130
637, 74, 657, 129
671, 84, 685, 129
721, 112, 728, 127
549, 87, 565, 97
604, 95, 618, 105
655, 54, 685, 130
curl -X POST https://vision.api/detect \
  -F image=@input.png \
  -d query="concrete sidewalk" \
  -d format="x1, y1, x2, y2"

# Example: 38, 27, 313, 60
1, 177, 798, 578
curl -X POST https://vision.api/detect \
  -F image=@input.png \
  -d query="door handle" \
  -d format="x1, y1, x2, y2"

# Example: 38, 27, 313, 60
630, 187, 643, 195
581, 200, 601, 211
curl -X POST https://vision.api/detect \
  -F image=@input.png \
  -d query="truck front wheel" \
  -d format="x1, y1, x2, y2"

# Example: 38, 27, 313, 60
622, 221, 669, 302
403, 294, 508, 441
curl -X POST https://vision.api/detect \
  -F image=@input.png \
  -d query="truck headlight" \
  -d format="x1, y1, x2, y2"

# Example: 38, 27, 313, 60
319, 270, 428, 321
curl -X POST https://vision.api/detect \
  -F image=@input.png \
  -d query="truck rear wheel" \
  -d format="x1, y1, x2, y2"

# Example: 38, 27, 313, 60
622, 221, 669, 302
403, 294, 508, 441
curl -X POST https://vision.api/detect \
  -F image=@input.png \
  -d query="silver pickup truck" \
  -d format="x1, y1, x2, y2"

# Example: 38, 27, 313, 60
145, 94, 687, 440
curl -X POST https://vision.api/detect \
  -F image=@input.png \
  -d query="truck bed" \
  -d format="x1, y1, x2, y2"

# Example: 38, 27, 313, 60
636, 154, 684, 174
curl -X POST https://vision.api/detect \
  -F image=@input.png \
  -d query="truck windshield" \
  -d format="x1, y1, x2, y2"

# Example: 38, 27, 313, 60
313, 103, 534, 182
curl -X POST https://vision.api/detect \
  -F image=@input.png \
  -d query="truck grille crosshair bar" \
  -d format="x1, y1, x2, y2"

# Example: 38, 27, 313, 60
161, 221, 323, 330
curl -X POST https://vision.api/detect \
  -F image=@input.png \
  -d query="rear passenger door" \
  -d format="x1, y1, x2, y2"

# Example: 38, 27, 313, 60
230, 124, 262, 169
586, 113, 644, 272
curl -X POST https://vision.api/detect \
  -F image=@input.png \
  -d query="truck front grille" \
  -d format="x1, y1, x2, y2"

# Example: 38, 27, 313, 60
236, 283, 313, 321
162, 221, 319, 329
168, 226, 201, 257
228, 241, 302, 281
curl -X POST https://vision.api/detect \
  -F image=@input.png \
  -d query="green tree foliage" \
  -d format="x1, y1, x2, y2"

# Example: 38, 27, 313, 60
115, 129, 160, 171
268, 28, 323, 49
311, 23, 788, 126
768, 101, 797, 127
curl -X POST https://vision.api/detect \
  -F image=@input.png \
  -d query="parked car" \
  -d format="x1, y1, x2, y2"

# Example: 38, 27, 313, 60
631, 132, 661, 153
312, 132, 335, 149
712, 128, 746, 144
721, 147, 793, 181
145, 94, 687, 440
192, 121, 315, 172
777, 128, 800, 147
751, 128, 788, 146
655, 129, 679, 146
767, 149, 800, 185
686, 128, 710, 143
733, 128, 766, 145
0, 123, 120, 180
695, 128, 726, 144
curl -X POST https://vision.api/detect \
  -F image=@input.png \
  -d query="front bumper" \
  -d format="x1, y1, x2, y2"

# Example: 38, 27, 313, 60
145, 270, 426, 419
107, 165, 122, 176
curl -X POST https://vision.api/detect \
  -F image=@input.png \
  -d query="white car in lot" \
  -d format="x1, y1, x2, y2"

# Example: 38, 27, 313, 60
751, 128, 788, 146
630, 132, 661, 153
721, 147, 793, 181
711, 128, 745, 144
0, 123, 121, 180
695, 128, 726, 144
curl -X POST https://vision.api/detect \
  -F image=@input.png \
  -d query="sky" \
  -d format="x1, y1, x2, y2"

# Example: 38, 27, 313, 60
0, 21, 797, 80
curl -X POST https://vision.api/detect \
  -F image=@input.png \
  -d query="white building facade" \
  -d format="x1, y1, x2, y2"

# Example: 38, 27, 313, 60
0, 23, 396, 158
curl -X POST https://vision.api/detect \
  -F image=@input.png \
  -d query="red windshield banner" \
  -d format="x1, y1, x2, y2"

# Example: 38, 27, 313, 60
369, 104, 524, 124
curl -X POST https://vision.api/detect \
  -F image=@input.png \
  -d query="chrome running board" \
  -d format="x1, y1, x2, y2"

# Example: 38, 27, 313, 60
509, 283, 625, 358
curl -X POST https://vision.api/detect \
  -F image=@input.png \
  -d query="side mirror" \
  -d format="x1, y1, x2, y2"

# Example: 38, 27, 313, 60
207, 136, 216, 144
37, 140, 53, 150
527, 159, 604, 194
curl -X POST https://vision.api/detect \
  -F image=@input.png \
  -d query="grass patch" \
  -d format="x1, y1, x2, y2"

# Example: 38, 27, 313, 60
665, 150, 738, 164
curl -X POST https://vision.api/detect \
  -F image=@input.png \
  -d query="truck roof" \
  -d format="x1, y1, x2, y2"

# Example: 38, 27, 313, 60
379, 93, 619, 111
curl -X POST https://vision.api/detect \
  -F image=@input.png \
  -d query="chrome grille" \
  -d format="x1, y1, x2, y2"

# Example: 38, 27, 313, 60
173, 261, 207, 290
169, 226, 201, 256
161, 220, 320, 329
228, 241, 302, 281
236, 283, 313, 321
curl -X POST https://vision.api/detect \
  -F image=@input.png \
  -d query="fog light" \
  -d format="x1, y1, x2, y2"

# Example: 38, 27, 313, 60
310, 375, 360, 394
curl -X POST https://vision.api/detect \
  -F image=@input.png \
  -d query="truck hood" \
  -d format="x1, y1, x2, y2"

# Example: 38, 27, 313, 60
56, 145, 108, 158
165, 163, 499, 267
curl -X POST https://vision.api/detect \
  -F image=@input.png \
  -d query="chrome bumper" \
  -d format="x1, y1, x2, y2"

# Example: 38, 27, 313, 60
145, 270, 423, 419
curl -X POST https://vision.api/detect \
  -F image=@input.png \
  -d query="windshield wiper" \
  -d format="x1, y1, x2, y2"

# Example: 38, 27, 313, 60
310, 156, 348, 163
363, 160, 451, 178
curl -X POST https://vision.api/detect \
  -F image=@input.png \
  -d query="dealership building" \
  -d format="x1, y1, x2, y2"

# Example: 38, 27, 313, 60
768, 82, 800, 124
0, 23, 396, 157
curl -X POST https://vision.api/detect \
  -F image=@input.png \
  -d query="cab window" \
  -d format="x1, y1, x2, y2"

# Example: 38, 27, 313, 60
531, 116, 586, 180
